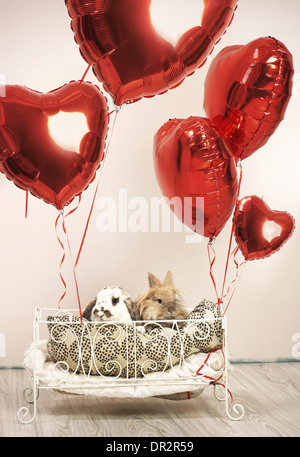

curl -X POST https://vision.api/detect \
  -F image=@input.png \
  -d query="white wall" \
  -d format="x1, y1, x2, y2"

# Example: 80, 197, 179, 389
0, 0, 299, 366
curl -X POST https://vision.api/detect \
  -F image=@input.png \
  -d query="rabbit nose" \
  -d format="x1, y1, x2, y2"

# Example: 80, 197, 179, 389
167, 306, 175, 317
93, 309, 104, 319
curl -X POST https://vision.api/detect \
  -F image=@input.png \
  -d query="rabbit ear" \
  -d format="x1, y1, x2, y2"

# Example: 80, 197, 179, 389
126, 298, 142, 320
148, 272, 162, 288
163, 270, 175, 287
82, 298, 96, 320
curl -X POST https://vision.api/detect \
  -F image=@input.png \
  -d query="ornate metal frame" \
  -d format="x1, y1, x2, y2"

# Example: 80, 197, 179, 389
17, 307, 244, 423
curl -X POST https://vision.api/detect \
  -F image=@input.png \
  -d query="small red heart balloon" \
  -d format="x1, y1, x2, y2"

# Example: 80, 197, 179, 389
233, 195, 295, 261
0, 81, 109, 210
154, 117, 238, 239
65, 0, 238, 106
204, 37, 294, 160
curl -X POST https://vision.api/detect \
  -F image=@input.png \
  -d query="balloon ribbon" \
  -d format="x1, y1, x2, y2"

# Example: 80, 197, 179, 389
196, 348, 224, 383
207, 162, 246, 314
196, 349, 235, 406
80, 64, 91, 83
55, 196, 83, 322
207, 241, 220, 306
220, 162, 245, 313
25, 191, 29, 219
75, 108, 120, 268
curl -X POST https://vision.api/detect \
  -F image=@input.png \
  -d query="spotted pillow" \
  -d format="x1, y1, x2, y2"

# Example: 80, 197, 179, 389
47, 299, 223, 378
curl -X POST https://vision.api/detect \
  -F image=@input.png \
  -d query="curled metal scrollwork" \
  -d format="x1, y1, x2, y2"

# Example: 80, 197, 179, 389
17, 308, 245, 423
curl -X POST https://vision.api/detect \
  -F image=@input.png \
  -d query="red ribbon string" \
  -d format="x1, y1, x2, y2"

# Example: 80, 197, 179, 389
221, 162, 243, 302
213, 161, 244, 315
55, 212, 67, 308
75, 177, 99, 269
25, 190, 29, 219
55, 196, 82, 320
207, 241, 221, 307
65, 195, 82, 219
75, 108, 119, 268
196, 349, 235, 406
62, 211, 83, 323
79, 64, 91, 83
220, 223, 235, 303
222, 246, 240, 302
196, 348, 224, 383
223, 247, 246, 315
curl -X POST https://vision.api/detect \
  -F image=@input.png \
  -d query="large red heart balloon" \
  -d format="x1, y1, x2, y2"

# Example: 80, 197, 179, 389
65, 0, 238, 106
203, 37, 294, 160
233, 195, 295, 261
0, 81, 109, 210
154, 117, 238, 239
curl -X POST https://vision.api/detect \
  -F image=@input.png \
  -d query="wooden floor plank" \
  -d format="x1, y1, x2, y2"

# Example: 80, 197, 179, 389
1, 363, 299, 437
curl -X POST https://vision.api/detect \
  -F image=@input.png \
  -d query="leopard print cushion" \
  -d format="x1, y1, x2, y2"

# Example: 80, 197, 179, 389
47, 299, 223, 378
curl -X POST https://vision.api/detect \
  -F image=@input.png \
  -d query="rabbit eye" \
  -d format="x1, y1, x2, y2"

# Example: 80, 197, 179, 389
157, 298, 162, 304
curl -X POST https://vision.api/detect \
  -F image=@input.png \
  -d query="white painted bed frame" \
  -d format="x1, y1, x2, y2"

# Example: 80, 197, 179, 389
17, 307, 244, 423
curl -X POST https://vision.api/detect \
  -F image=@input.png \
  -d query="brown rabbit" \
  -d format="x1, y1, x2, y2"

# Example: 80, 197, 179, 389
127, 271, 189, 325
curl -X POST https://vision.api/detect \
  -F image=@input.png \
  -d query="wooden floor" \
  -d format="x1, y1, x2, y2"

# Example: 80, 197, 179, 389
0, 362, 299, 437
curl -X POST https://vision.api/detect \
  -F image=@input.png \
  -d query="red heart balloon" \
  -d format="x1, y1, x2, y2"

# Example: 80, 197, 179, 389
204, 37, 294, 160
0, 81, 109, 210
65, 0, 238, 106
233, 195, 295, 261
154, 117, 238, 239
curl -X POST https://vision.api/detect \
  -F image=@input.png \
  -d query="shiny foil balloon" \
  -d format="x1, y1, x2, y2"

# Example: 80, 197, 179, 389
65, 0, 238, 106
233, 196, 295, 261
154, 117, 238, 239
0, 81, 109, 210
204, 37, 294, 160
